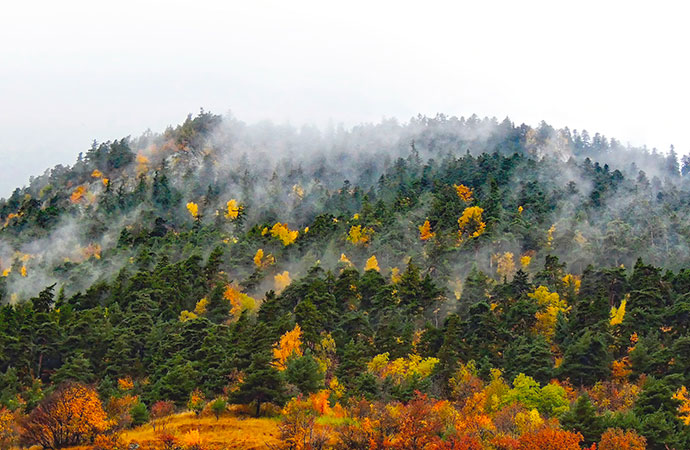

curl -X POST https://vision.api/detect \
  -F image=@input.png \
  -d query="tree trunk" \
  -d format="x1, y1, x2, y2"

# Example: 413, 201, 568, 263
255, 400, 261, 417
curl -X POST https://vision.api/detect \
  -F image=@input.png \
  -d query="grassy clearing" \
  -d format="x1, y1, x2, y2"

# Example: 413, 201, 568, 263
121, 411, 281, 450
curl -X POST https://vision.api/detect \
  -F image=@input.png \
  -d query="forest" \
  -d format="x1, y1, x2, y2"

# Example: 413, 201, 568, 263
2, 111, 690, 449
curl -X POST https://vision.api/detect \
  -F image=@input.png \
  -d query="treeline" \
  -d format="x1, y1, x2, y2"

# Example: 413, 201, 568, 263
1, 112, 690, 448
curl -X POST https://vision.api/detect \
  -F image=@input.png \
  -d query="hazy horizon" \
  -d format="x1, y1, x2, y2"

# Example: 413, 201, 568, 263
2, 0, 688, 197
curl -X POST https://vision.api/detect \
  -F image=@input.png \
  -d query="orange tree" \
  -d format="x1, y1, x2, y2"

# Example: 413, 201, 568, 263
20, 383, 109, 448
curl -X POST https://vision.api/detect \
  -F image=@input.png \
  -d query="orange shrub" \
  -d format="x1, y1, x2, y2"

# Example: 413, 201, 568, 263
517, 426, 583, 450
598, 428, 646, 450
91, 433, 125, 450
20, 383, 110, 448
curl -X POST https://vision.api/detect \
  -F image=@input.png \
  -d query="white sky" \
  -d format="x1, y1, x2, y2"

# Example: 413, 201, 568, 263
1, 0, 689, 197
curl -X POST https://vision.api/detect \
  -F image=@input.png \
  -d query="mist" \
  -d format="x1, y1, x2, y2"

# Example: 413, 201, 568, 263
2, 0, 689, 197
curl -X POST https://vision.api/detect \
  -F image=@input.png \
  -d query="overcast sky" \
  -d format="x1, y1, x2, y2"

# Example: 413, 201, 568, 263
1, 0, 688, 197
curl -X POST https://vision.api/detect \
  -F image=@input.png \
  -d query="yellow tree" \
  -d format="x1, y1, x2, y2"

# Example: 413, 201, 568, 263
493, 252, 515, 280
457, 206, 486, 242
224, 199, 241, 219
530, 286, 569, 341
273, 324, 303, 371
339, 253, 353, 266
224, 284, 257, 321
136, 154, 149, 175
673, 386, 690, 425
70, 186, 87, 204
0, 407, 17, 450
364, 255, 380, 272
610, 295, 628, 326
454, 184, 473, 202
194, 297, 209, 315
271, 223, 299, 246
253, 249, 275, 269
418, 220, 435, 241
547, 224, 556, 248
186, 202, 199, 219
254, 249, 264, 268
274, 271, 291, 294
347, 225, 374, 245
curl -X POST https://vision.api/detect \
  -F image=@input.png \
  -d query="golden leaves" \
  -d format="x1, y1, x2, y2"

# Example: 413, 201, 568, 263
367, 353, 440, 385
562, 274, 581, 294
547, 224, 556, 248
674, 386, 690, 425
418, 220, 435, 241
492, 252, 515, 280
347, 225, 374, 246
117, 377, 134, 392
454, 184, 473, 202
272, 324, 303, 371
458, 206, 486, 242
82, 243, 101, 260
530, 286, 569, 342
179, 310, 198, 322
365, 255, 380, 272
70, 186, 87, 204
136, 154, 149, 176
225, 199, 241, 219
224, 284, 257, 320
194, 297, 208, 315
274, 271, 291, 294
253, 249, 275, 268
254, 249, 264, 268
270, 223, 299, 246
610, 295, 628, 326
292, 184, 304, 199
186, 202, 199, 219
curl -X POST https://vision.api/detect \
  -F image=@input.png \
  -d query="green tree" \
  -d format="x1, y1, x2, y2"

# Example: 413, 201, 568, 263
231, 351, 286, 417
560, 394, 604, 446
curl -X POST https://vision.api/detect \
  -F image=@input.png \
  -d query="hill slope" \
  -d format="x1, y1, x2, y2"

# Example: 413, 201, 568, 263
2, 112, 690, 449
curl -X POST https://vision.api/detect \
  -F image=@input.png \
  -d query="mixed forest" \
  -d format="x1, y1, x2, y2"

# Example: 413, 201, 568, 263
2, 111, 690, 449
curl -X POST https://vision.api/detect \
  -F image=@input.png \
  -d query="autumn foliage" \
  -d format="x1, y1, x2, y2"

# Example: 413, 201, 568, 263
271, 222, 299, 246
419, 219, 435, 241
517, 426, 584, 450
273, 324, 304, 371
20, 383, 109, 448
458, 206, 486, 242
598, 428, 646, 450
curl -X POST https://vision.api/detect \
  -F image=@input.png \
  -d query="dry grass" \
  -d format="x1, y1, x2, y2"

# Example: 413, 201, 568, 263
120, 411, 281, 450
33, 410, 282, 450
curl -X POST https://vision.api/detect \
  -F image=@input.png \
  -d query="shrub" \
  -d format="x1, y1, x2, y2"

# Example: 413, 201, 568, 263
20, 383, 109, 448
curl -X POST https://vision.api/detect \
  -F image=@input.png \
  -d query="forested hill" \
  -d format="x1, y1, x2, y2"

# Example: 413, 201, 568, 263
3, 111, 690, 449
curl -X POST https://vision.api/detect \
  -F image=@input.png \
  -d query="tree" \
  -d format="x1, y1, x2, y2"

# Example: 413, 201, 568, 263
0, 407, 17, 450
187, 389, 205, 417
232, 352, 286, 417
558, 330, 611, 386
272, 324, 304, 371
598, 428, 646, 450
560, 394, 605, 446
209, 397, 227, 420
130, 401, 149, 427
51, 352, 96, 385
20, 383, 109, 448
285, 353, 324, 395
517, 427, 584, 450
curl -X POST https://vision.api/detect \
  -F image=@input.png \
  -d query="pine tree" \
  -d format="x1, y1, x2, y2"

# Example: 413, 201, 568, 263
232, 351, 286, 417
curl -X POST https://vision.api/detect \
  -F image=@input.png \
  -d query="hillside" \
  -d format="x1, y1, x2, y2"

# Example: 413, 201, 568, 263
2, 111, 690, 449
